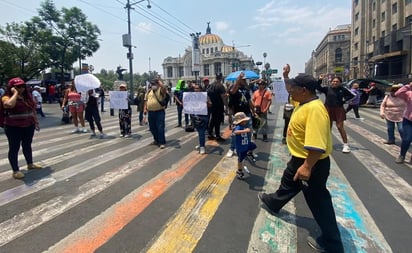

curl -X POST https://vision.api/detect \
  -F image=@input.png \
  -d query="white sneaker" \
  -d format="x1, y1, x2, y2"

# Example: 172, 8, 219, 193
71, 128, 80, 133
226, 149, 234, 157
243, 166, 250, 174
342, 144, 351, 153
199, 147, 206, 154
195, 145, 200, 150
81, 128, 88, 133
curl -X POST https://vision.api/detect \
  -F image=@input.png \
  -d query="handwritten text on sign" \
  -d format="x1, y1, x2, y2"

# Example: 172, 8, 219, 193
183, 92, 207, 115
109, 91, 128, 109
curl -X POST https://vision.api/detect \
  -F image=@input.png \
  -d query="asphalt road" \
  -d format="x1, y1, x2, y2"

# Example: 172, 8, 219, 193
0, 101, 411, 253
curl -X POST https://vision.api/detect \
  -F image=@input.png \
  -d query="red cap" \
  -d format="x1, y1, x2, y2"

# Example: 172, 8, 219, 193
8, 77, 25, 87
203, 77, 209, 82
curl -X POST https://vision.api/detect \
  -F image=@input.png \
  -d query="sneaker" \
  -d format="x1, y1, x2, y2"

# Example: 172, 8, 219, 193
195, 145, 200, 150
199, 146, 206, 154
12, 171, 25, 179
150, 141, 158, 145
99, 133, 105, 139
243, 166, 250, 174
307, 236, 326, 253
71, 128, 80, 133
236, 170, 244, 179
27, 164, 42, 170
159, 144, 165, 149
119, 134, 125, 137
81, 128, 88, 133
342, 144, 351, 153
395, 155, 405, 164
90, 132, 96, 137
226, 149, 234, 157
124, 134, 132, 138
257, 193, 279, 215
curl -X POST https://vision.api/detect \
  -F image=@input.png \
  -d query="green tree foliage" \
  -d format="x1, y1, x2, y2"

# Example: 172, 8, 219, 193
0, 0, 101, 82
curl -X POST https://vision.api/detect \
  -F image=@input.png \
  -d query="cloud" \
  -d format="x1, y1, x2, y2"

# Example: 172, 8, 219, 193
215, 21, 230, 32
136, 22, 153, 34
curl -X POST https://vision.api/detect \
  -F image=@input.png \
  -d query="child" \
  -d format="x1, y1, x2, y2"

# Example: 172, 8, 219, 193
232, 112, 257, 179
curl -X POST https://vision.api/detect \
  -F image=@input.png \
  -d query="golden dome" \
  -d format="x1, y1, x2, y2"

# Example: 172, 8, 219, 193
221, 45, 235, 53
199, 34, 223, 45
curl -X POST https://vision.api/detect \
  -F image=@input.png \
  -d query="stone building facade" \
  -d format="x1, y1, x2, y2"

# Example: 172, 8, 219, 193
162, 23, 254, 86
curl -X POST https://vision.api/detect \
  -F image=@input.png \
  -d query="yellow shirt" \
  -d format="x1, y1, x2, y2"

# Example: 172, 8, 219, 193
287, 99, 332, 159
145, 89, 166, 111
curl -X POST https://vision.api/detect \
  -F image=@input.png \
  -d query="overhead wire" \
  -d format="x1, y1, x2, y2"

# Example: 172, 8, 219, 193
150, 0, 197, 33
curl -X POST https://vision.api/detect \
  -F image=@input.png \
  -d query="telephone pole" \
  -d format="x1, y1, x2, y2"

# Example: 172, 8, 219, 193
123, 0, 151, 98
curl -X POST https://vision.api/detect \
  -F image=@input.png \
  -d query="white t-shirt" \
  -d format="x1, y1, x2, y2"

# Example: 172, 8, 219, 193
32, 90, 42, 103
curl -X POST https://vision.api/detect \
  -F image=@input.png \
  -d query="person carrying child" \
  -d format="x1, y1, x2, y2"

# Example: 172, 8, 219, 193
232, 112, 257, 179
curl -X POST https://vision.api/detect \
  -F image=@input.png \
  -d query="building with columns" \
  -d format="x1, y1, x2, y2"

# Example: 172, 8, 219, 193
162, 23, 255, 86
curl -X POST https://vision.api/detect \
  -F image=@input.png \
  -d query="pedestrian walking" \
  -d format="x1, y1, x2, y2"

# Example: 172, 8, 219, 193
32, 85, 45, 117
318, 76, 355, 153
1, 77, 42, 179
258, 73, 344, 253
380, 84, 405, 145
345, 82, 361, 119
251, 79, 272, 141
394, 82, 412, 163
85, 89, 104, 138
232, 112, 256, 179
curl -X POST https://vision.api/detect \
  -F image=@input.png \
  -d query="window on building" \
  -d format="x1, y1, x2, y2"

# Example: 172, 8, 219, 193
392, 24, 398, 31
333, 35, 337, 41
373, 19, 376, 28
211, 48, 213, 54
373, 36, 376, 41
179, 66, 184, 77
354, 42, 359, 50
203, 64, 210, 76
355, 27, 359, 36
381, 12, 385, 21
202, 49, 205, 54
214, 62, 222, 74
206, 48, 209, 54
392, 3, 398, 14
335, 48, 343, 63
373, 2, 376, 10
355, 12, 359, 21
354, 0, 358, 6
382, 30, 385, 37
167, 67, 173, 78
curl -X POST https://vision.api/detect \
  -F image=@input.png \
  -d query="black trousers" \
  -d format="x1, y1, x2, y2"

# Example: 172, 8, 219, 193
208, 111, 224, 137
5, 125, 35, 172
265, 156, 344, 253
85, 106, 103, 132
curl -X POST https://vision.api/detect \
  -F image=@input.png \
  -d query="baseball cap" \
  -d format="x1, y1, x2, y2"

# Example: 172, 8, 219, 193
203, 77, 209, 82
8, 77, 25, 87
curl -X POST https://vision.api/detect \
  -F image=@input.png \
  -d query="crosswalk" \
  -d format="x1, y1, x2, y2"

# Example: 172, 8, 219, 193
0, 104, 411, 252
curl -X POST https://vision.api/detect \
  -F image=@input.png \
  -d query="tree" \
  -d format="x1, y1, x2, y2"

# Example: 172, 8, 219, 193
0, 0, 101, 82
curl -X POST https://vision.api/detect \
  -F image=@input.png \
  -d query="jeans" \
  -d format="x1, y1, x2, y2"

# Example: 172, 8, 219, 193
386, 119, 403, 142
400, 118, 412, 157
5, 125, 35, 172
148, 109, 166, 145
177, 105, 189, 126
196, 124, 207, 147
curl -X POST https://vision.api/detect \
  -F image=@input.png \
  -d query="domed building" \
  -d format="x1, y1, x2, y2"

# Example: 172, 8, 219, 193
162, 22, 255, 85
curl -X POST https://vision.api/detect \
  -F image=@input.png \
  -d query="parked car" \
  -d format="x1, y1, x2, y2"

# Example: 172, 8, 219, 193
344, 78, 392, 105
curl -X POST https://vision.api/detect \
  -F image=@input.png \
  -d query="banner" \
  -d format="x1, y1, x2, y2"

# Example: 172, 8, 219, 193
182, 92, 207, 115
272, 79, 289, 104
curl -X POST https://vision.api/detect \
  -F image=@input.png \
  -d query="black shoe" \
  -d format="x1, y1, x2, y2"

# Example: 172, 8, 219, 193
215, 136, 225, 142
262, 135, 268, 142
175, 124, 182, 128
281, 138, 286, 144
383, 140, 395, 145
208, 135, 216, 140
253, 133, 257, 139
257, 193, 279, 216
236, 170, 244, 180
307, 236, 326, 253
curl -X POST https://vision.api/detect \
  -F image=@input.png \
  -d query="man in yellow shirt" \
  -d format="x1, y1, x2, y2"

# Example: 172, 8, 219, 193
258, 72, 344, 253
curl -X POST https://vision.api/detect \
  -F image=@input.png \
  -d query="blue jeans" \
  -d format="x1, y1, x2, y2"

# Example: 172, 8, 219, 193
148, 110, 166, 145
400, 118, 412, 157
386, 119, 403, 142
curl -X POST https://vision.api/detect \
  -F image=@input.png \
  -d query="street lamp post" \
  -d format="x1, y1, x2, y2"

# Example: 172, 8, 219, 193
124, 0, 151, 98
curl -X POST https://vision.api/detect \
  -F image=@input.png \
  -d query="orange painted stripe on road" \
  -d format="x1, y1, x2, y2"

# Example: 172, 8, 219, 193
54, 152, 207, 253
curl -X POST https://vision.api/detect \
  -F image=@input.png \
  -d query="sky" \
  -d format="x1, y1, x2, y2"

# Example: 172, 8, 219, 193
0, 0, 351, 78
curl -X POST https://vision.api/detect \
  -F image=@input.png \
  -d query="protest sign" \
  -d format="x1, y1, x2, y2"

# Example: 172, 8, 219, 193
109, 91, 128, 109
182, 92, 207, 115
272, 79, 289, 104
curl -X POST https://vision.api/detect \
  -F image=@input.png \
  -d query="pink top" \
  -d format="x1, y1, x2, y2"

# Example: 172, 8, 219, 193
394, 85, 412, 121
67, 91, 81, 102
380, 94, 406, 122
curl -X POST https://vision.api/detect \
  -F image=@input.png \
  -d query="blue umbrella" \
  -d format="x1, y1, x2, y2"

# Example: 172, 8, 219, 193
225, 70, 259, 81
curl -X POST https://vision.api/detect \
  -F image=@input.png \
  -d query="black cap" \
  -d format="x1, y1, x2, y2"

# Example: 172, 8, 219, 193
285, 74, 319, 91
